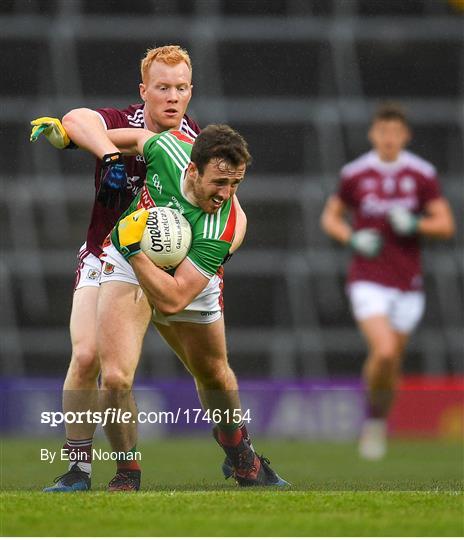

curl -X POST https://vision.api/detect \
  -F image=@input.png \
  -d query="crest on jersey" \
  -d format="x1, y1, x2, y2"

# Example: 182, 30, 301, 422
382, 177, 396, 194
103, 263, 115, 275
87, 269, 100, 281
400, 176, 416, 193
151, 174, 162, 194
127, 109, 144, 127
360, 178, 377, 190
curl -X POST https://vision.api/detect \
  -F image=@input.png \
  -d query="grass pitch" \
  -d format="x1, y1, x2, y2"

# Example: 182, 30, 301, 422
1, 437, 463, 536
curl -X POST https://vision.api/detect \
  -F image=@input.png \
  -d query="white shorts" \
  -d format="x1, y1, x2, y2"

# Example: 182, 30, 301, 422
100, 242, 223, 326
74, 243, 102, 290
348, 280, 425, 334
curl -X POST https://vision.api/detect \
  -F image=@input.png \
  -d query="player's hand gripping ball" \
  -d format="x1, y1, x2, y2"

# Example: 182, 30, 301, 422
119, 207, 192, 271
118, 208, 149, 259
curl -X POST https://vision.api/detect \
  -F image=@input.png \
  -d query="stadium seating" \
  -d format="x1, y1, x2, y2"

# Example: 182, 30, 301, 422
0, 0, 462, 378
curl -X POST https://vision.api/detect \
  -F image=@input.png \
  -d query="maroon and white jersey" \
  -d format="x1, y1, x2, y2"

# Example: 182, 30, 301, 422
85, 103, 200, 257
338, 150, 441, 291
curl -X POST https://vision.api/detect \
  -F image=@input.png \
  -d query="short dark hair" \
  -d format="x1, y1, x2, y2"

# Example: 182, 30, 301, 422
191, 124, 252, 174
372, 102, 410, 127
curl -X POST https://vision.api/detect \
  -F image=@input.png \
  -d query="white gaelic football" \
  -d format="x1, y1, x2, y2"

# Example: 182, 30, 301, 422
140, 207, 192, 271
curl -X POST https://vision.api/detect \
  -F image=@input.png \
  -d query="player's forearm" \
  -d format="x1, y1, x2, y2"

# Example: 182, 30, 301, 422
129, 254, 191, 315
321, 213, 352, 245
417, 214, 455, 239
105, 128, 146, 155
413, 198, 456, 239
321, 196, 353, 245
62, 108, 119, 158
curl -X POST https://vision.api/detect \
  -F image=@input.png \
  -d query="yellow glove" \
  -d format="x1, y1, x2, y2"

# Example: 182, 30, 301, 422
30, 117, 71, 149
118, 208, 149, 259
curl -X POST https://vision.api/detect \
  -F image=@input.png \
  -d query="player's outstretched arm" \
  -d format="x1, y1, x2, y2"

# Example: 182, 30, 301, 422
62, 108, 120, 158
106, 128, 155, 156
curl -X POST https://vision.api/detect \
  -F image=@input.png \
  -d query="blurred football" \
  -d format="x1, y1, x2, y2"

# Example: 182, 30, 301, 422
140, 207, 192, 271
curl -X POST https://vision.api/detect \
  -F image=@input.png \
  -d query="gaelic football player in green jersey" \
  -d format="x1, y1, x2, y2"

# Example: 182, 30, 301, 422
93, 124, 288, 488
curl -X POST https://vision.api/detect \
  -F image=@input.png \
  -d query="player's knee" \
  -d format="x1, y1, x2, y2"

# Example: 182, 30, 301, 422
70, 346, 99, 381
100, 367, 133, 391
371, 346, 398, 373
192, 360, 229, 387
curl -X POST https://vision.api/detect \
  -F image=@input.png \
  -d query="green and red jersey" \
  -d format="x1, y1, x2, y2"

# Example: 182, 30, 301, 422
111, 130, 236, 278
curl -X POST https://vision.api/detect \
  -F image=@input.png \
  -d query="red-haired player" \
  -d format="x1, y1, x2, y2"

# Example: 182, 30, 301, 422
31, 45, 200, 491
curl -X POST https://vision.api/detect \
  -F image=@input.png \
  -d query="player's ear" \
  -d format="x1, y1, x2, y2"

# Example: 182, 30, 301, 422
367, 126, 374, 145
139, 82, 146, 102
403, 126, 412, 146
187, 161, 198, 180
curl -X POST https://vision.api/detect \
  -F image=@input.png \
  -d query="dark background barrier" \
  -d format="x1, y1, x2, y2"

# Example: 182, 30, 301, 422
1, 0, 463, 380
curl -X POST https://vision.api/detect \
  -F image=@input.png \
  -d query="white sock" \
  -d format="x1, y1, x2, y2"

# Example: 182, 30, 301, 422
69, 461, 92, 475
359, 418, 387, 460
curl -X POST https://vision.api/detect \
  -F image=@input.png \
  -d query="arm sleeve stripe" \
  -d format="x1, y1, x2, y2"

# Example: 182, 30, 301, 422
208, 213, 215, 238
159, 135, 189, 167
156, 140, 185, 171
161, 137, 190, 163
215, 207, 222, 239
203, 215, 209, 238
202, 210, 231, 240
164, 133, 191, 163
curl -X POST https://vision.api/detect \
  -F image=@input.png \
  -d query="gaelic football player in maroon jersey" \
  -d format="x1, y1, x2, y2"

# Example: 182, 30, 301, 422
31, 45, 202, 491
321, 103, 455, 460
32, 45, 252, 492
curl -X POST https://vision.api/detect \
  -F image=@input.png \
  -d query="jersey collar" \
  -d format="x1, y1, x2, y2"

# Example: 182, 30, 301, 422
370, 150, 405, 172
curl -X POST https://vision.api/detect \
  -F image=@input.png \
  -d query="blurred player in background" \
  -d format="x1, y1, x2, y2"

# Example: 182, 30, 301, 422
68, 123, 288, 490
321, 103, 455, 460
31, 45, 201, 491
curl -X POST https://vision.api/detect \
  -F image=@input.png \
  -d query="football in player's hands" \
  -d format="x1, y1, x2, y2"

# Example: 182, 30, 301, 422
139, 207, 192, 271
388, 206, 419, 236
119, 207, 192, 271
349, 229, 383, 258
